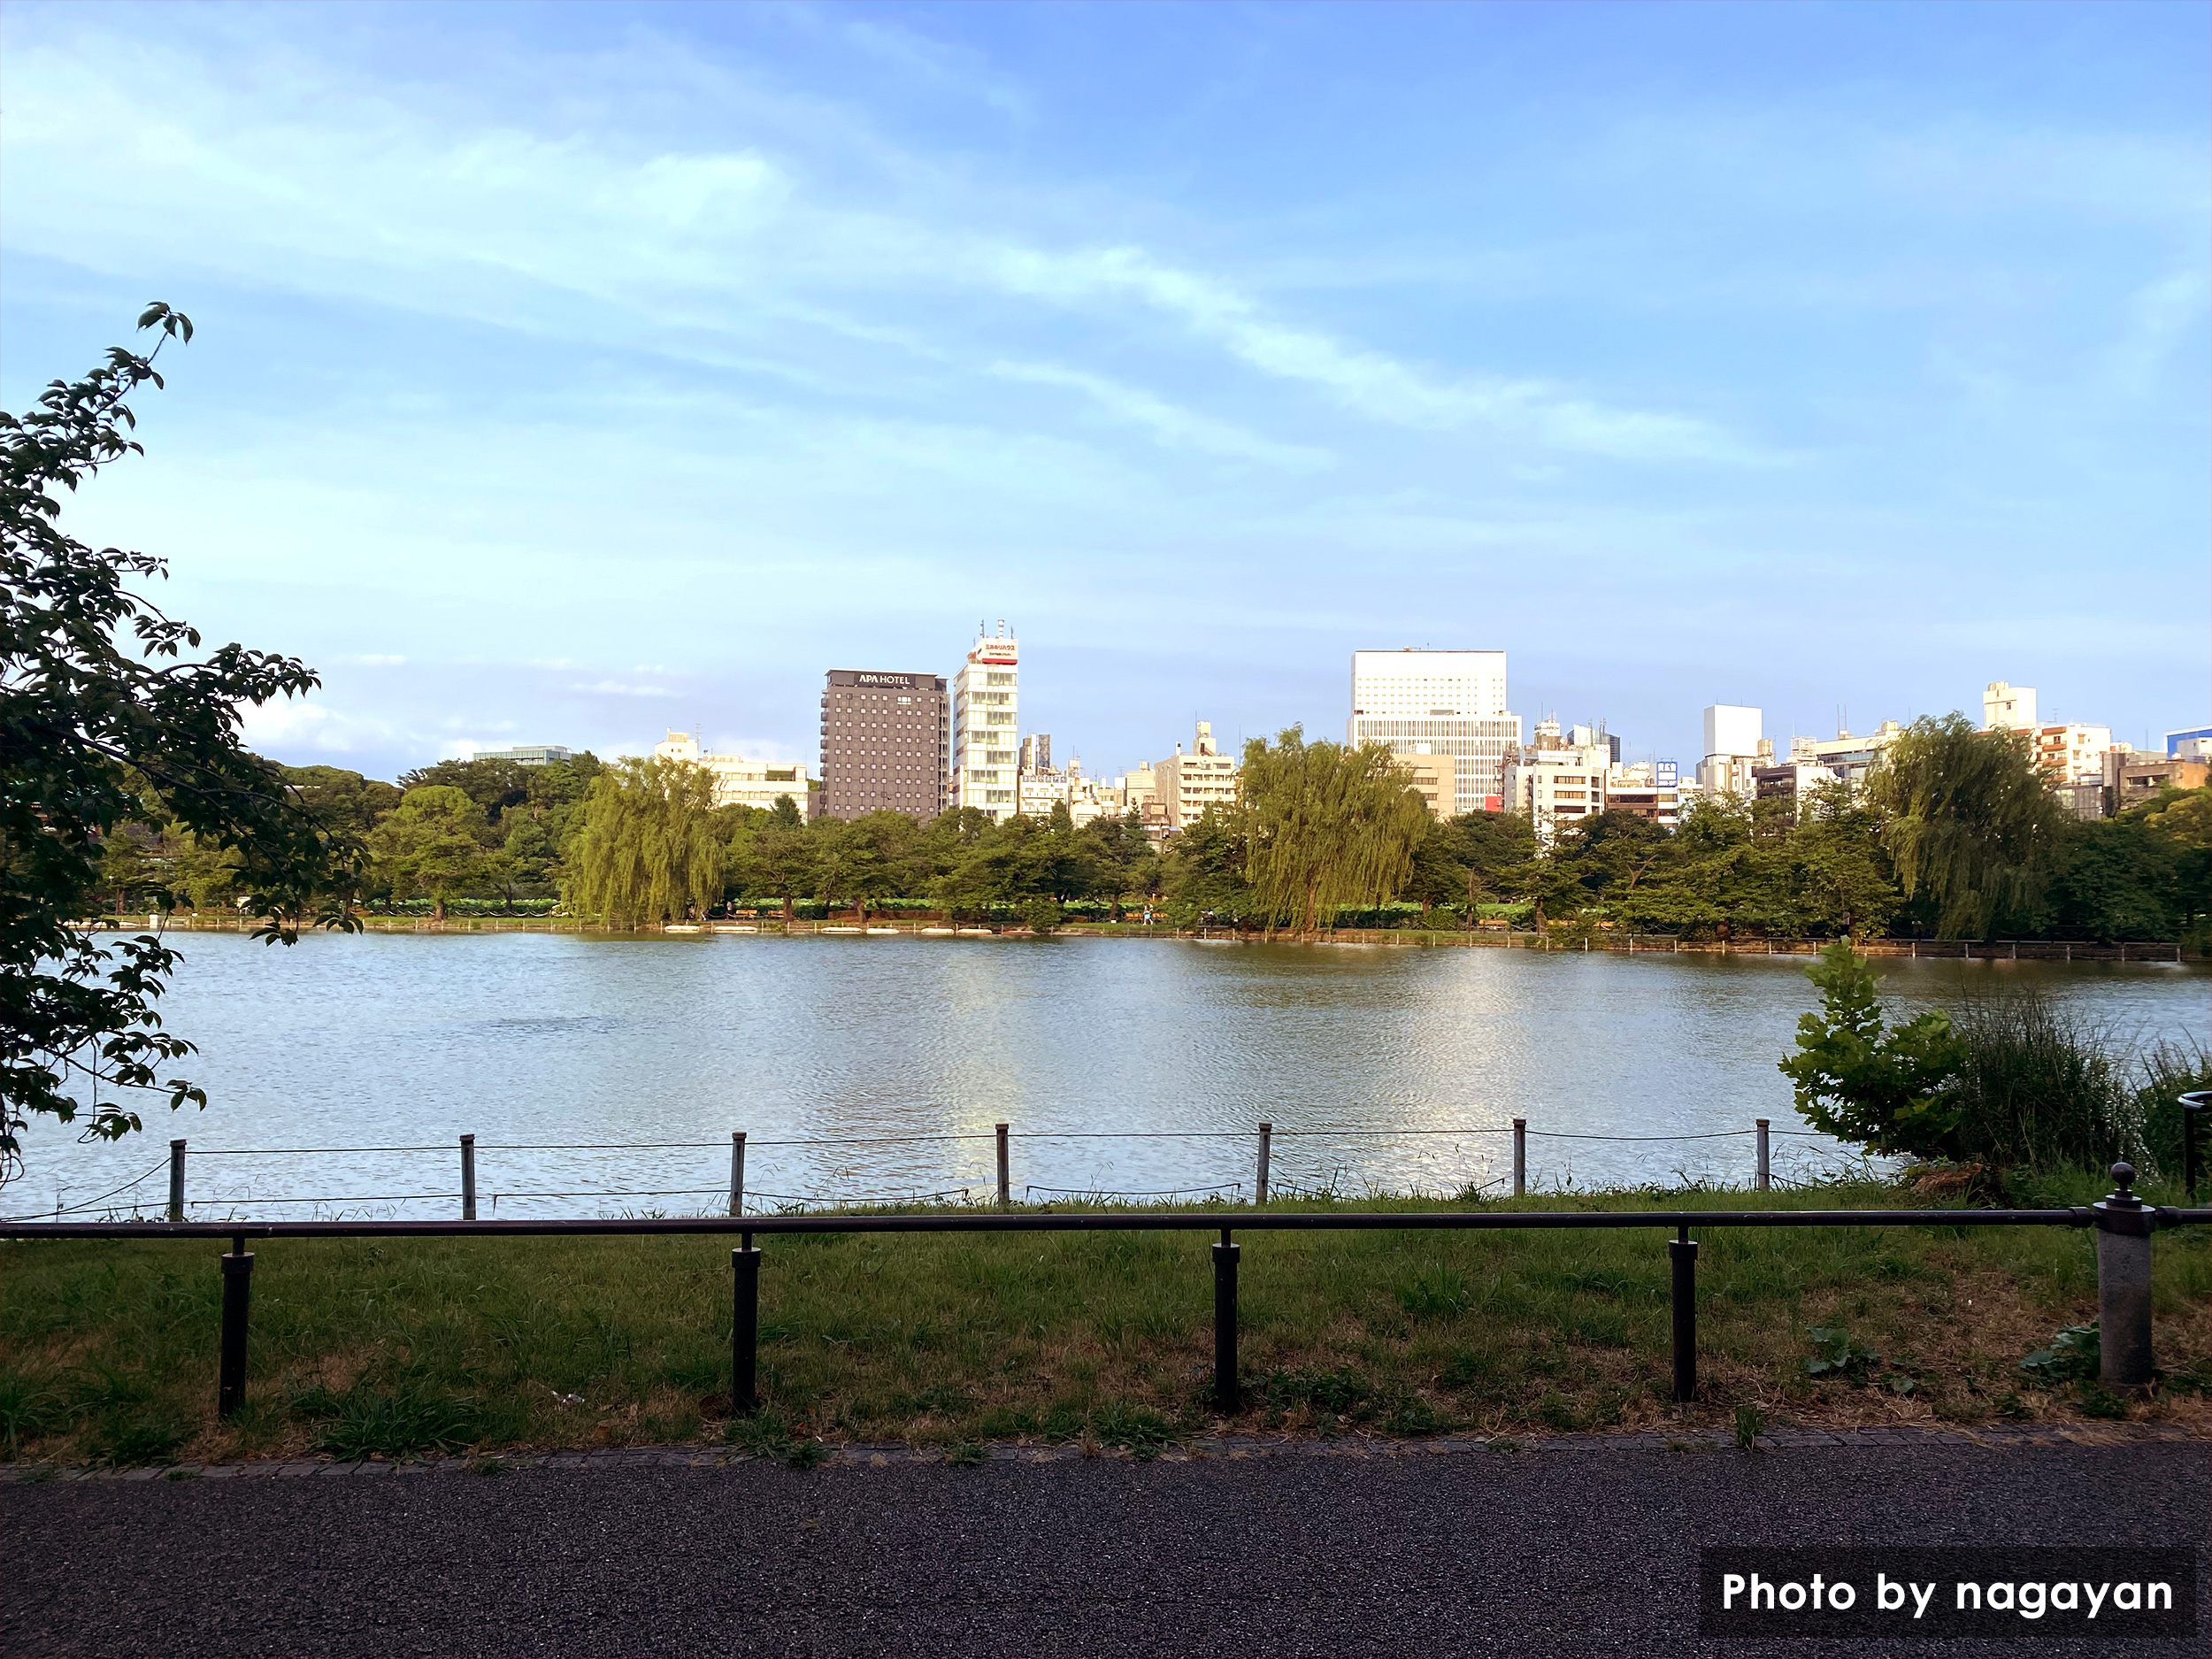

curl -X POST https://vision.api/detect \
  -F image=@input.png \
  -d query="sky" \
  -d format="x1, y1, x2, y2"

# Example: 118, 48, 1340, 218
4, 0, 2207, 783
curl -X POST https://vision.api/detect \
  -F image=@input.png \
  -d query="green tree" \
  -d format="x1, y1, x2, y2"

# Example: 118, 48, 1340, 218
563, 758, 726, 927
817, 810, 921, 922
1870, 713, 2067, 939
1239, 728, 1432, 935
1778, 941, 1968, 1159
1158, 803, 1254, 928
366, 787, 488, 922
398, 756, 532, 828
1786, 780, 1900, 939
3, 305, 355, 1171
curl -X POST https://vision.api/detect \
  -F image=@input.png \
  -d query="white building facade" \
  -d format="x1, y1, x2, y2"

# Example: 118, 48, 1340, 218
1154, 721, 1240, 830
1697, 704, 1771, 798
652, 732, 811, 813
951, 625, 1021, 822
1348, 649, 1521, 814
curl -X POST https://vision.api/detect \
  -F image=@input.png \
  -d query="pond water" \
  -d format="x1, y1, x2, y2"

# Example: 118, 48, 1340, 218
12, 933, 2207, 1220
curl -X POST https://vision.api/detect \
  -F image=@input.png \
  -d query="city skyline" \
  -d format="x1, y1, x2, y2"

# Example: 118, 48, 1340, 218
4, 3, 2204, 784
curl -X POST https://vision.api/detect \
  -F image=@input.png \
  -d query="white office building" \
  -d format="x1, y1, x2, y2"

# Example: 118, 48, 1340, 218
1348, 649, 1522, 814
951, 624, 1021, 822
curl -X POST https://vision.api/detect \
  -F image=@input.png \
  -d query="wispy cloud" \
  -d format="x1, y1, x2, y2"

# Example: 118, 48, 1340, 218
989, 361, 1331, 468
572, 680, 678, 698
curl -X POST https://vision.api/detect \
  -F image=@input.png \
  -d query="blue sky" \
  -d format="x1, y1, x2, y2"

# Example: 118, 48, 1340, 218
5, 1, 2206, 782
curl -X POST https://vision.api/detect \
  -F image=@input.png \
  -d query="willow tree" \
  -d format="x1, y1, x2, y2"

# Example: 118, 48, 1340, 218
1238, 728, 1432, 935
563, 758, 725, 928
1867, 713, 2066, 939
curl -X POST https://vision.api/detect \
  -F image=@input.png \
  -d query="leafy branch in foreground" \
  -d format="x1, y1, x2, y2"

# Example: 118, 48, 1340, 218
1, 304, 357, 1177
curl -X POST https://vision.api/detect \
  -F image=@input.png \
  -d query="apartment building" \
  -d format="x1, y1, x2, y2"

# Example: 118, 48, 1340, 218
816, 671, 949, 821
1348, 649, 1521, 813
653, 732, 811, 814
1393, 753, 1452, 818
1502, 719, 1614, 844
1983, 679, 2119, 790
951, 625, 1020, 822
1601, 759, 1682, 829
1154, 721, 1240, 830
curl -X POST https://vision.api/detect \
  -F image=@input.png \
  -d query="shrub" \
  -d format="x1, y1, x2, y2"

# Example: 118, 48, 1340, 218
1779, 942, 1967, 1158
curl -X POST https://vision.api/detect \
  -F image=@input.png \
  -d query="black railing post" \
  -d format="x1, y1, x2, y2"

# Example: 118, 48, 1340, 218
218, 1235, 253, 1418
995, 1123, 1010, 1206
460, 1134, 476, 1221
2183, 1092, 2208, 1204
1212, 1227, 1240, 1415
1512, 1118, 1526, 1198
2092, 1164, 2154, 1392
167, 1139, 187, 1222
732, 1236, 761, 1416
1669, 1225, 1697, 1403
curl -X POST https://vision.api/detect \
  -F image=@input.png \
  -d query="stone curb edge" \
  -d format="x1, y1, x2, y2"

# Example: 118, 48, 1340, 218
6, 1421, 2204, 1483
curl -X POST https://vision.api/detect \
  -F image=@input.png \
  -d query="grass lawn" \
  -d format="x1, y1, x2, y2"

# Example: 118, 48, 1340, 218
4, 1173, 2207, 1467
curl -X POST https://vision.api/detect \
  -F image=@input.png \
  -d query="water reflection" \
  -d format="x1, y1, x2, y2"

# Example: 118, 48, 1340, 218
11, 933, 2205, 1218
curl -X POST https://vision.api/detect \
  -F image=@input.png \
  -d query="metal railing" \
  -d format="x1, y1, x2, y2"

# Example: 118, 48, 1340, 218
6, 1162, 2205, 1430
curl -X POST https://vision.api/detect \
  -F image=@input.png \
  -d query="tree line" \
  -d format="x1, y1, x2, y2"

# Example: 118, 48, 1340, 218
90, 715, 2210, 946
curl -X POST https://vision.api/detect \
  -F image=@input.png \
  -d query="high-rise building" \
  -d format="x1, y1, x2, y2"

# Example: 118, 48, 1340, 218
951, 625, 1020, 822
817, 671, 949, 821
1348, 649, 1520, 814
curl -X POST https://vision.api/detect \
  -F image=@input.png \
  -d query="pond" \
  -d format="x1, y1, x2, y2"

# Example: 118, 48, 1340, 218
12, 933, 2206, 1219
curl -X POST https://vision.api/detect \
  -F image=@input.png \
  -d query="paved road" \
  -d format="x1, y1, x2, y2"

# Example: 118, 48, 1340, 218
5, 1440, 2206, 1657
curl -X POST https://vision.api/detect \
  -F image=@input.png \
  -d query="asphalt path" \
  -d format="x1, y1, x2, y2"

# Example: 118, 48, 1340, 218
5, 1440, 2206, 1657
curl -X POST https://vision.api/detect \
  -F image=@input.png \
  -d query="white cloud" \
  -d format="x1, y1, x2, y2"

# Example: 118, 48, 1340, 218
988, 361, 1331, 469
0, 16, 1755, 465
572, 680, 678, 698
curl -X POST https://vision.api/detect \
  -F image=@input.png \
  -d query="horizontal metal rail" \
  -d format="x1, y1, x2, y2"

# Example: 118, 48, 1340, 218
7, 1205, 2209, 1240
10, 1197, 2202, 1429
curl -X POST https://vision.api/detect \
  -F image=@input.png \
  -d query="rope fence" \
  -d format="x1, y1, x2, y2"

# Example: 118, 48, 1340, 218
3, 1115, 1873, 1224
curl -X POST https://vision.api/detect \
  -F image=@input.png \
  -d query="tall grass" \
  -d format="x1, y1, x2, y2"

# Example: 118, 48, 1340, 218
2135, 1041, 2212, 1187
1947, 989, 2143, 1177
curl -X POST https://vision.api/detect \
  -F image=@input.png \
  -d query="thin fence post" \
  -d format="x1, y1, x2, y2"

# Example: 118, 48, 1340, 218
218, 1234, 253, 1418
2183, 1093, 2207, 1204
459, 1134, 476, 1221
1256, 1122, 1272, 1206
1512, 1118, 1526, 1198
1755, 1120, 1770, 1192
167, 1139, 187, 1222
732, 1237, 761, 1415
1670, 1226, 1698, 1402
2092, 1164, 2154, 1392
729, 1131, 748, 1217
1212, 1227, 1240, 1415
995, 1123, 1010, 1206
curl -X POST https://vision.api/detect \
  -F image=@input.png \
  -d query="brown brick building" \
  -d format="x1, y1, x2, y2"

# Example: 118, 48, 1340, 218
818, 671, 949, 821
